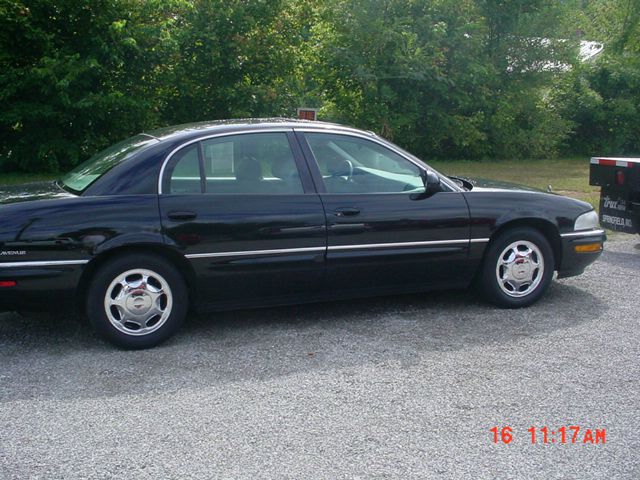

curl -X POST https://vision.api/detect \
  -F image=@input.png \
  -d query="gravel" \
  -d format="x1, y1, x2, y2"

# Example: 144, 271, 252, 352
1, 234, 639, 479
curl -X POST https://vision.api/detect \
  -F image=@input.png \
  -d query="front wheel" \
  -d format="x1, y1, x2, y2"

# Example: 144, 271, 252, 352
480, 227, 555, 308
86, 254, 188, 348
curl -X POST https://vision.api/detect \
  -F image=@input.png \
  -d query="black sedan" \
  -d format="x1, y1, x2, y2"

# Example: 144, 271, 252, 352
0, 119, 605, 348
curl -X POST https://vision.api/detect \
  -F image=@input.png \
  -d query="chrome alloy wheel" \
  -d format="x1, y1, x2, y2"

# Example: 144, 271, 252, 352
103, 268, 173, 336
495, 240, 544, 298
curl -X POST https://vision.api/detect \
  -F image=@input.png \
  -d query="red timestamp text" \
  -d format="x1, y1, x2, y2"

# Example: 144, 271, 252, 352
490, 426, 606, 445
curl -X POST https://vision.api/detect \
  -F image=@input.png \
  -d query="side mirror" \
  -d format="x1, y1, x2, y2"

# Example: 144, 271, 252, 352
420, 170, 442, 196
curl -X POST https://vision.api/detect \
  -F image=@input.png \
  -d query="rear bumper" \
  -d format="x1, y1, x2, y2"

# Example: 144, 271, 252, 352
557, 229, 606, 279
0, 263, 84, 311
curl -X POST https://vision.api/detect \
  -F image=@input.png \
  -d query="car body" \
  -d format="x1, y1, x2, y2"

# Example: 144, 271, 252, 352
0, 119, 605, 347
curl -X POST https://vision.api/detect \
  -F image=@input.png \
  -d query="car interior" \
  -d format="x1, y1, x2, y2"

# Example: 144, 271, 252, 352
168, 134, 304, 194
167, 132, 425, 195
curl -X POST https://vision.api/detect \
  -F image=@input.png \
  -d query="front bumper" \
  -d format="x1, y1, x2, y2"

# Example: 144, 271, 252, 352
557, 229, 607, 279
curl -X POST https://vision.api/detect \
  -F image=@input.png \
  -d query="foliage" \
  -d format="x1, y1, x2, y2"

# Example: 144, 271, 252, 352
156, 0, 305, 122
0, 1, 159, 171
0, 0, 639, 173
554, 56, 640, 155
310, 0, 577, 159
0, 0, 303, 172
551, 0, 640, 156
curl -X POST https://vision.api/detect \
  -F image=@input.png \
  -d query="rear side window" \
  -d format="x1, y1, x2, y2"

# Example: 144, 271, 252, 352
164, 133, 304, 194
168, 144, 201, 194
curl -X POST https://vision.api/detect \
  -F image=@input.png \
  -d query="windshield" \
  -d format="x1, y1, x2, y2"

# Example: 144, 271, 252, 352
61, 134, 158, 193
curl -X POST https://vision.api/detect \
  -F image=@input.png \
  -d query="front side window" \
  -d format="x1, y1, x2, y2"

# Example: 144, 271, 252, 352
166, 133, 304, 194
305, 133, 425, 194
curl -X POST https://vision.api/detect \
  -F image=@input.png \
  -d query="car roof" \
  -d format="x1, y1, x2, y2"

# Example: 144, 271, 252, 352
143, 118, 376, 142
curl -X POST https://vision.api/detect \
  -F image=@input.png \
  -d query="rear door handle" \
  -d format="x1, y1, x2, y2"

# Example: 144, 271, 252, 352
334, 207, 360, 217
167, 211, 197, 221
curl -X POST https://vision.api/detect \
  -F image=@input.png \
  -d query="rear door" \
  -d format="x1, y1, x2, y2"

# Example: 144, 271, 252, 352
159, 130, 326, 306
296, 130, 471, 294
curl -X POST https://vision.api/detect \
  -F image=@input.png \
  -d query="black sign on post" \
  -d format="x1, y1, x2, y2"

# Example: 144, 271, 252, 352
599, 191, 635, 233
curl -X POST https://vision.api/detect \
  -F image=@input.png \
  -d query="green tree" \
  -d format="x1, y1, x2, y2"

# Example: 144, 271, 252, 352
157, 0, 305, 123
311, 0, 575, 160
552, 0, 640, 155
0, 0, 306, 173
0, 0, 162, 172
1, 0, 638, 172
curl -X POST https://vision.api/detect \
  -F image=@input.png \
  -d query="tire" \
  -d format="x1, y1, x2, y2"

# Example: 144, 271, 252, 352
86, 253, 188, 349
480, 227, 555, 308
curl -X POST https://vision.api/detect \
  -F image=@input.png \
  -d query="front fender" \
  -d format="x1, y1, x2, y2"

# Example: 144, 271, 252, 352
463, 190, 591, 239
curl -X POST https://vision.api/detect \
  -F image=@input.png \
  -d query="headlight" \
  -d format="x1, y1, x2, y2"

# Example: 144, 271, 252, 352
574, 210, 600, 231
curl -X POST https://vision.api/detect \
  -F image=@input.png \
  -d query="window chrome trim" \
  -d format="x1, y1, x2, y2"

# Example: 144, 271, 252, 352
184, 238, 489, 260
560, 229, 606, 238
0, 259, 90, 268
158, 128, 294, 194
293, 127, 462, 192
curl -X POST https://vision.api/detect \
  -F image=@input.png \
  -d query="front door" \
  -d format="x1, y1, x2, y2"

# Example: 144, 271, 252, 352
297, 131, 470, 294
159, 131, 326, 307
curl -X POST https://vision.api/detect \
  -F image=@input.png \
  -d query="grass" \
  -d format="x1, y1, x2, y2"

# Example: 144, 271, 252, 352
0, 157, 600, 208
429, 157, 600, 209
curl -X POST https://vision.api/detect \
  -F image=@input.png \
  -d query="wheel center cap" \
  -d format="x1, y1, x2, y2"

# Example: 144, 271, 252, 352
512, 258, 531, 279
126, 291, 152, 315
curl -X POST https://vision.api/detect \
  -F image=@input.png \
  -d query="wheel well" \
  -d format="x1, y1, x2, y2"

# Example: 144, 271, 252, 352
489, 219, 562, 270
75, 244, 196, 316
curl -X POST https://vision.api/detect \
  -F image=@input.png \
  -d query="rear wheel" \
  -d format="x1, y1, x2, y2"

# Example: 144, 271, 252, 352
480, 227, 554, 308
86, 254, 188, 348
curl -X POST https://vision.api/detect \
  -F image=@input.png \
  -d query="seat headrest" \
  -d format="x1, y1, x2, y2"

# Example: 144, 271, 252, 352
236, 157, 262, 182
272, 158, 298, 180
326, 157, 351, 176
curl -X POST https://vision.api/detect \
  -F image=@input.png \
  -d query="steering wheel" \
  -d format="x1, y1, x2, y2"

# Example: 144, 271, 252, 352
343, 159, 354, 182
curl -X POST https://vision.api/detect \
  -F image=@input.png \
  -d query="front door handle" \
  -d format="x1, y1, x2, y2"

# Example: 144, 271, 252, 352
334, 207, 360, 217
167, 210, 197, 221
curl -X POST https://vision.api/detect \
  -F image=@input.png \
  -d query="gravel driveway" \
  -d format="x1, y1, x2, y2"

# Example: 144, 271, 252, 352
1, 235, 639, 479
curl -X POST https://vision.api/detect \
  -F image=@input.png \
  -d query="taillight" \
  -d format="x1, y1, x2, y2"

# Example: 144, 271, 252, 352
0, 281, 16, 287
616, 170, 625, 185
